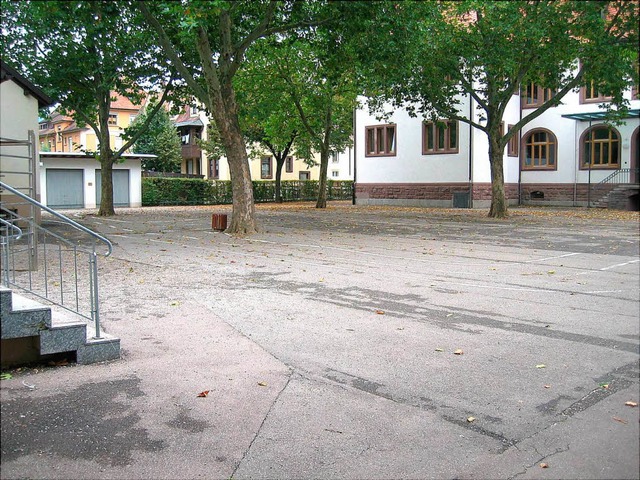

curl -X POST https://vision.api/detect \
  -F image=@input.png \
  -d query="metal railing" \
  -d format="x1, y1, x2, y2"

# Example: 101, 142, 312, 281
589, 168, 639, 207
0, 181, 113, 338
598, 168, 640, 186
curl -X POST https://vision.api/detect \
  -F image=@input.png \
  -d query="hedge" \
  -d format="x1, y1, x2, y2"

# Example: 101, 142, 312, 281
142, 177, 353, 206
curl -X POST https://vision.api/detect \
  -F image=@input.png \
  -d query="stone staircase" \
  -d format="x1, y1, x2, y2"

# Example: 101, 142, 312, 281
1, 286, 120, 367
592, 184, 640, 211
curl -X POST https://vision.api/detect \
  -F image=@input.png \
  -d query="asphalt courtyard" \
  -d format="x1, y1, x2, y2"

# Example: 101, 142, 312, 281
1, 202, 639, 480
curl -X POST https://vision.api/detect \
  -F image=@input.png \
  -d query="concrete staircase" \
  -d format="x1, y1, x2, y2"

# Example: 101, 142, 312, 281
592, 184, 640, 211
1, 287, 120, 367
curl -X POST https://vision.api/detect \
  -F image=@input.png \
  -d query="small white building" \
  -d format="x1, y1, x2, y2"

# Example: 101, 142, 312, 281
39, 152, 153, 209
355, 85, 639, 209
0, 59, 53, 214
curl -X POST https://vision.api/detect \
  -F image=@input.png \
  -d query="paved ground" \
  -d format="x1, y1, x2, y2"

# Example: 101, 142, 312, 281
1, 202, 639, 480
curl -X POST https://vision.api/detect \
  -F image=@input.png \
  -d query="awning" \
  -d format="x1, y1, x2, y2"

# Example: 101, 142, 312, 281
561, 108, 639, 121
175, 119, 204, 128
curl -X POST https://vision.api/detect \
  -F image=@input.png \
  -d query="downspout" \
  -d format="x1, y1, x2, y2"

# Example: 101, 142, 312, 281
352, 107, 357, 205
587, 119, 592, 207
517, 88, 523, 205
573, 119, 578, 206
468, 95, 473, 207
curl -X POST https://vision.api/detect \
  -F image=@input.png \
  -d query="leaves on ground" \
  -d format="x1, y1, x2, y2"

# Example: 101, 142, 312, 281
454, 349, 464, 355
624, 401, 638, 407
257, 381, 268, 387
375, 310, 385, 315
467, 416, 475, 423
535, 364, 546, 369
539, 463, 549, 469
196, 390, 210, 397
170, 301, 180, 306
613, 416, 628, 424
435, 348, 444, 352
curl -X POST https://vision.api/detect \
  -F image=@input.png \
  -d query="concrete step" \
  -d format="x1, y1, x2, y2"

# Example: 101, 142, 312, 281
1, 286, 120, 365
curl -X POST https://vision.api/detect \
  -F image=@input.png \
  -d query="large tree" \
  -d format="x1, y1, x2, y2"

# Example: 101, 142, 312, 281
360, 0, 639, 217
128, 102, 182, 173
137, 0, 332, 234
1, 0, 174, 216
259, 32, 358, 209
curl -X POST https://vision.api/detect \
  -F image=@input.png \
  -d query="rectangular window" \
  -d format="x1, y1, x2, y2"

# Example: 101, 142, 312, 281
365, 124, 396, 156
507, 124, 519, 157
522, 82, 555, 108
423, 120, 458, 154
108, 113, 118, 126
332, 171, 339, 177
261, 156, 273, 179
210, 158, 220, 179
580, 81, 613, 103
286, 156, 294, 173
331, 152, 339, 163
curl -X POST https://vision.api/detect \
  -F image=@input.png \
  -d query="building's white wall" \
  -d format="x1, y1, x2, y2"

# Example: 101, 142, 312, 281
0, 79, 41, 192
40, 156, 142, 208
356, 100, 472, 184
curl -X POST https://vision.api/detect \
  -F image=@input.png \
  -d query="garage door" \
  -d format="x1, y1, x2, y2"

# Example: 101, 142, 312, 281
95, 169, 130, 208
46, 169, 84, 209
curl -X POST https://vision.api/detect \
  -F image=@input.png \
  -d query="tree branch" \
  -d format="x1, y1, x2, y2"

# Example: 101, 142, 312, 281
136, 1, 208, 102
113, 78, 174, 161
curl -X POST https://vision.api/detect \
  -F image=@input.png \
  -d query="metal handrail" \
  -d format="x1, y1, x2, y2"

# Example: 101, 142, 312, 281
596, 168, 639, 185
0, 218, 23, 240
0, 181, 112, 257
1, 180, 112, 338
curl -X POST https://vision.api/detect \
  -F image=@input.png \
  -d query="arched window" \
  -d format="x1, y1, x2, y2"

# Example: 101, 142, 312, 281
522, 129, 557, 170
580, 126, 620, 169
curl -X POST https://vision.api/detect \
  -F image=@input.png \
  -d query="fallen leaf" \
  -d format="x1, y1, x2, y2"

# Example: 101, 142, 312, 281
599, 382, 609, 389
454, 349, 464, 355
536, 364, 546, 369
467, 416, 475, 423
547, 270, 556, 275
170, 301, 180, 306
435, 348, 444, 352
613, 416, 628, 424
196, 390, 210, 398
396, 327, 405, 330
52, 281, 60, 287
375, 310, 385, 315
539, 463, 549, 469
624, 401, 638, 407
446, 313, 453, 317
544, 385, 551, 389
257, 381, 267, 387
129, 267, 134, 273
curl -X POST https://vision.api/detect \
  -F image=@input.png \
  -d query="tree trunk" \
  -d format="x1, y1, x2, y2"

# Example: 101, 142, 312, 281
487, 137, 508, 218
209, 85, 257, 235
98, 154, 115, 216
97, 98, 115, 216
316, 148, 329, 209
274, 156, 285, 203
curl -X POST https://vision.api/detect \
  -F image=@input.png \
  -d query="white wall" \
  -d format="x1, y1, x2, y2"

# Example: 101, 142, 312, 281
356, 99, 472, 184
0, 79, 41, 192
40, 156, 143, 208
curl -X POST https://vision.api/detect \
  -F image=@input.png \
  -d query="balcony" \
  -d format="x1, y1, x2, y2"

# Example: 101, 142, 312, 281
181, 144, 201, 159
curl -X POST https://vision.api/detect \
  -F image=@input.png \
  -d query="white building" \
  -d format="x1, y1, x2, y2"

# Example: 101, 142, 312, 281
355, 84, 639, 209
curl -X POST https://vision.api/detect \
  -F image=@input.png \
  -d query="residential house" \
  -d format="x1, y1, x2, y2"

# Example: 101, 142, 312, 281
355, 82, 639, 210
173, 103, 352, 181
36, 92, 149, 209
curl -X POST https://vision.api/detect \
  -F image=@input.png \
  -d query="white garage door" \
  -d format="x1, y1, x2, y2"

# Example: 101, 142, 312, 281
46, 169, 84, 209
95, 169, 130, 208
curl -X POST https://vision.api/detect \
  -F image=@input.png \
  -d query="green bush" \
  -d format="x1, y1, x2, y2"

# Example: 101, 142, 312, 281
142, 177, 353, 206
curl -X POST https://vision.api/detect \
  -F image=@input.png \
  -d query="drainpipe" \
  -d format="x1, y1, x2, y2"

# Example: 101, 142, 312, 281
517, 88, 523, 205
587, 119, 592, 207
573, 119, 578, 206
468, 95, 473, 207
352, 107, 357, 205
